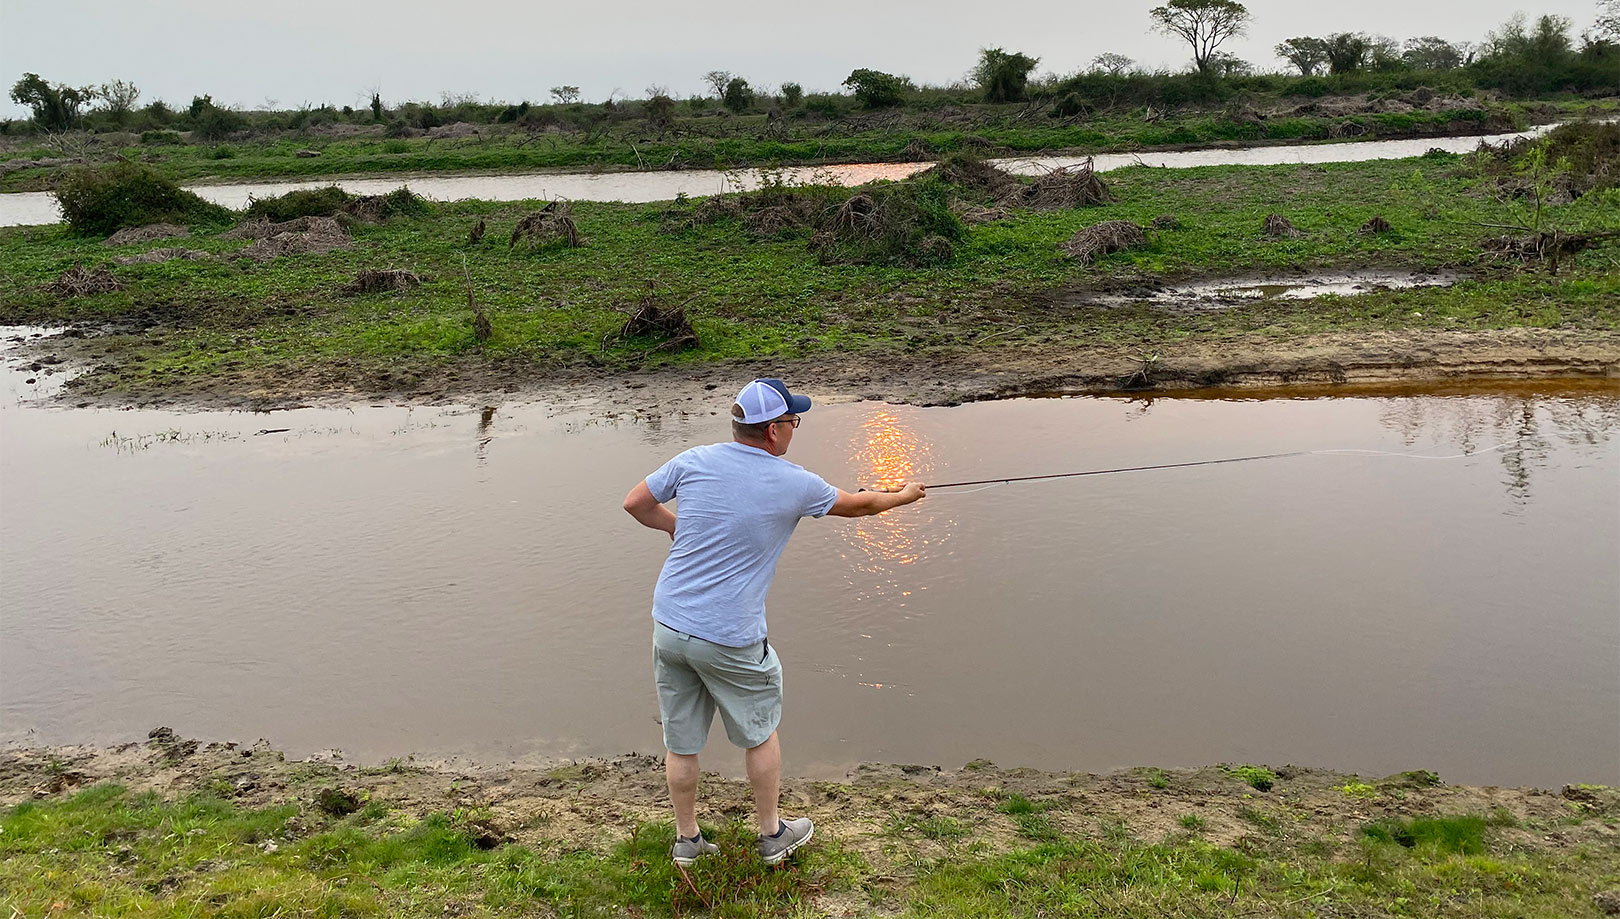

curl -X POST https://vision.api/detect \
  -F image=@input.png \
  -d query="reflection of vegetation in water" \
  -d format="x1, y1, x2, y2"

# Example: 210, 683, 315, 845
1375, 391, 1617, 501
100, 428, 241, 452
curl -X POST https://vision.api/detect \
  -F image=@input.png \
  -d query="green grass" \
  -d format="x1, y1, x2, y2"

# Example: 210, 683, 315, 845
2, 152, 1616, 400
3, 784, 1609, 918
1226, 765, 1279, 792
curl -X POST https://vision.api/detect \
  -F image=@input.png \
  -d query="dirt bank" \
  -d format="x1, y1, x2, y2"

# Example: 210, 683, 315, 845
40, 326, 1620, 413
3, 733, 1613, 874
4, 733, 1616, 918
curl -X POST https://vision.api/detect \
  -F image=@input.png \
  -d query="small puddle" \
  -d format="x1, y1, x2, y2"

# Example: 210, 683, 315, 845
1094, 270, 1460, 309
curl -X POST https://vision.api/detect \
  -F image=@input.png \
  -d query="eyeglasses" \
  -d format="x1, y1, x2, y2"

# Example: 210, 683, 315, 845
771, 416, 801, 429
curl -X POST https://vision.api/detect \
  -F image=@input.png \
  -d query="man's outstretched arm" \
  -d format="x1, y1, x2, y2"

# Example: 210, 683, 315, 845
623, 480, 677, 538
827, 482, 926, 518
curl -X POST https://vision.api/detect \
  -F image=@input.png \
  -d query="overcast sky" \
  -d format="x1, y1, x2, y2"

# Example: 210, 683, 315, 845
1, 1, 1610, 118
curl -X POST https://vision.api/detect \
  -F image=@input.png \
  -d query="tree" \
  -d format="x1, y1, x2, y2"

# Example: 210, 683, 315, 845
10, 73, 95, 131
1275, 37, 1329, 75
549, 86, 580, 105
645, 91, 675, 129
1367, 34, 1405, 71
722, 77, 754, 113
842, 69, 909, 109
1402, 36, 1463, 70
780, 82, 804, 107
1599, 0, 1620, 41
1149, 0, 1250, 75
974, 47, 1040, 103
97, 79, 140, 124
1211, 52, 1252, 76
1090, 52, 1136, 75
1324, 32, 1373, 73
702, 71, 732, 98
370, 92, 383, 121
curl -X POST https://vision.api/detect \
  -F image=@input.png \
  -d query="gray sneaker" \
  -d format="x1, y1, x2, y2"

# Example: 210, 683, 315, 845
671, 833, 719, 867
757, 817, 814, 865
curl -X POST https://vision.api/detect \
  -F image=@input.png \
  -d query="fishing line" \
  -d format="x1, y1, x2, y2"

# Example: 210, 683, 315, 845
874, 442, 1517, 493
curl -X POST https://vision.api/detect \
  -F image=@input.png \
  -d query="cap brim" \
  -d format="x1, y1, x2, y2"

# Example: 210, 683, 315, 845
786, 393, 812, 414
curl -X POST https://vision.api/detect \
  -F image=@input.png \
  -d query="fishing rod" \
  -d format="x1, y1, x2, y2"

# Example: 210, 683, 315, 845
861, 444, 1512, 492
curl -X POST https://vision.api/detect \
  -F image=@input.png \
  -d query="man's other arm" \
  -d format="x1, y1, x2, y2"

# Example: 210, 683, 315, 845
827, 482, 926, 518
623, 480, 677, 538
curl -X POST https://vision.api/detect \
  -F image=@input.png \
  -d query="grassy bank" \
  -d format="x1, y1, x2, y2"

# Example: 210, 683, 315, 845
2, 146, 1617, 404
2, 742, 1615, 918
2, 98, 1610, 194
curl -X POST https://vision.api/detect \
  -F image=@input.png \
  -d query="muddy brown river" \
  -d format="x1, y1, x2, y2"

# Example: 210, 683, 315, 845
1, 358, 1616, 786
0, 125, 1575, 227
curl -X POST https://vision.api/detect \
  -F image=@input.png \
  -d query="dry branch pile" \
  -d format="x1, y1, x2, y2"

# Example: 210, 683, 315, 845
1482, 229, 1620, 273
662, 186, 822, 237
49, 264, 123, 296
510, 201, 581, 248
341, 269, 422, 294
1007, 162, 1111, 210
1263, 214, 1304, 238
114, 248, 211, 265
1061, 220, 1146, 264
103, 224, 190, 247
227, 216, 354, 261
603, 292, 699, 352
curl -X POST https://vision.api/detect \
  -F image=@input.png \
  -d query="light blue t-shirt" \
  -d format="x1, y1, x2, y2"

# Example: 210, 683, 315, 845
645, 442, 839, 647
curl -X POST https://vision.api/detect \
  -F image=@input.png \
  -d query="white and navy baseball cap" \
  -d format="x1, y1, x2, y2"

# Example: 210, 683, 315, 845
735, 378, 813, 423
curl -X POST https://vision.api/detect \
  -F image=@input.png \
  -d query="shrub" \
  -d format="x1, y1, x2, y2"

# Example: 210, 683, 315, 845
809, 177, 964, 267
780, 82, 804, 107
722, 78, 755, 114
55, 163, 232, 236
140, 130, 183, 145
842, 69, 910, 109
244, 186, 355, 221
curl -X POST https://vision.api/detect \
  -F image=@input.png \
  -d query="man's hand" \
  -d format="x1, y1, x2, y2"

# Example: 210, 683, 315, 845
829, 481, 926, 518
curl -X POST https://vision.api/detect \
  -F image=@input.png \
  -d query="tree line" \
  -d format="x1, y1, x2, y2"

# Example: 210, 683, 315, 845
8, 1, 1617, 136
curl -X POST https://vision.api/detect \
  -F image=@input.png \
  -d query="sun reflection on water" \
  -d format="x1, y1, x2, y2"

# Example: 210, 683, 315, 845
840, 409, 949, 580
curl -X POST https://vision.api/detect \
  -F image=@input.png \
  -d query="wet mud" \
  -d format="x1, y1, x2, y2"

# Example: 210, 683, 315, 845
21, 324, 1619, 415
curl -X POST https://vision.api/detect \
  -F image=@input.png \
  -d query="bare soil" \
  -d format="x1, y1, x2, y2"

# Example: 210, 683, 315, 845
3, 736, 1613, 872
44, 327, 1620, 413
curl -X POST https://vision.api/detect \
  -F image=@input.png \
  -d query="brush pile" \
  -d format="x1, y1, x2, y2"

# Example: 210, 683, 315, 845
661, 183, 826, 237
344, 188, 431, 222
341, 269, 422, 294
49, 264, 124, 296
808, 181, 963, 267
1006, 161, 1111, 209
1060, 220, 1146, 264
510, 201, 581, 248
1263, 214, 1304, 238
1482, 229, 1620, 272
603, 291, 699, 352
226, 216, 354, 261
103, 224, 190, 246
114, 248, 211, 265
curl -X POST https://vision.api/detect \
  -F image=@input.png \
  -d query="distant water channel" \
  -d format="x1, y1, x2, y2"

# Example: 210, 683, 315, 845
2, 341, 1615, 786
0, 126, 1569, 227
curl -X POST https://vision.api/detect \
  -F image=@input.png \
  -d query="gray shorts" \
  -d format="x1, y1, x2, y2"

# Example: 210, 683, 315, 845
653, 621, 782, 754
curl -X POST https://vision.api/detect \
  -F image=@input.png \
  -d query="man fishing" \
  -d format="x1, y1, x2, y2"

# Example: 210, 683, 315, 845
623, 378, 926, 866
